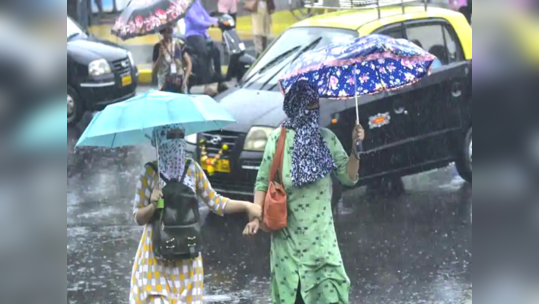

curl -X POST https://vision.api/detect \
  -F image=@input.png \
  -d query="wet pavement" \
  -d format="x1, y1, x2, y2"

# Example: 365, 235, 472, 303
67, 113, 472, 303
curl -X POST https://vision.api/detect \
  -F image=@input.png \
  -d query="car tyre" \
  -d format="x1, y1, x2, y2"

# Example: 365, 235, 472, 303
456, 127, 472, 183
67, 86, 83, 125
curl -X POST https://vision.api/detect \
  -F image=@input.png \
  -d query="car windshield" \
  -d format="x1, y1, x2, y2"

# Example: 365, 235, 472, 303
242, 27, 357, 89
67, 17, 85, 40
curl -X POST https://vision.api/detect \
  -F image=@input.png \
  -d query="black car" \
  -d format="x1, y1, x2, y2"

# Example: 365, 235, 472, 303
67, 17, 138, 124
185, 16, 472, 206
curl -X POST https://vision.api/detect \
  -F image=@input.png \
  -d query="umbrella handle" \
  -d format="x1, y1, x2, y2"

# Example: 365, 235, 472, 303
354, 94, 363, 156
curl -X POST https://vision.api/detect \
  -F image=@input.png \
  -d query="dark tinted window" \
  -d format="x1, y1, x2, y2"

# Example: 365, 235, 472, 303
405, 22, 463, 65
377, 26, 405, 39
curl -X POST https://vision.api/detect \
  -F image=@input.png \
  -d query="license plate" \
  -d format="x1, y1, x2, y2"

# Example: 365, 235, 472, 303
201, 159, 231, 173
121, 75, 132, 86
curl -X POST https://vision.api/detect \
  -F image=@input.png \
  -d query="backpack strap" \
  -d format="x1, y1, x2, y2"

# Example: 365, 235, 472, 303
178, 159, 192, 184
146, 160, 192, 184
145, 162, 170, 184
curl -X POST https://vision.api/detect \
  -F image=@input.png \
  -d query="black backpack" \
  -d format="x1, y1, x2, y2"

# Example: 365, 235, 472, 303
146, 160, 202, 261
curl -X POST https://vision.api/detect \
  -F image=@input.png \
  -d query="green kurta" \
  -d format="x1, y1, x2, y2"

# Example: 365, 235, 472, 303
255, 127, 358, 304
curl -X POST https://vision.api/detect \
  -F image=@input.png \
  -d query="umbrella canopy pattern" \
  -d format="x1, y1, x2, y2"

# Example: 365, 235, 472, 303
76, 90, 236, 148
112, 0, 195, 40
278, 34, 437, 99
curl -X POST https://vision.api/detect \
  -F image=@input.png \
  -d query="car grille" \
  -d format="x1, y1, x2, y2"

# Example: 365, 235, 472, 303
200, 131, 240, 155
112, 57, 131, 75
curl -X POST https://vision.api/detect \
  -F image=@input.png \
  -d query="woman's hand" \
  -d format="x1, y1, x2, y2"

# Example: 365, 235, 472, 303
247, 203, 262, 221
352, 123, 365, 143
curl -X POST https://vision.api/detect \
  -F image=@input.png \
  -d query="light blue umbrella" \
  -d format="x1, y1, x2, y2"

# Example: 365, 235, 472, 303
76, 90, 236, 148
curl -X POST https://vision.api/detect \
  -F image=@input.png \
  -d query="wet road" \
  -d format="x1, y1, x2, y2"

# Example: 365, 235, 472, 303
67, 119, 472, 303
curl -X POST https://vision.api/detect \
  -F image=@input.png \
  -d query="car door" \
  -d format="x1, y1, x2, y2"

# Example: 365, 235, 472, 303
401, 19, 471, 165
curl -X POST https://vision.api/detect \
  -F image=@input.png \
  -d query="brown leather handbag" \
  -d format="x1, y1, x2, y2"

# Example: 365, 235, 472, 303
263, 127, 288, 231
243, 0, 260, 13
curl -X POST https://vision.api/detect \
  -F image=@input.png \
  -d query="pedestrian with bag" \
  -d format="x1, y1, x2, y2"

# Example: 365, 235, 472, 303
153, 26, 192, 93
244, 0, 275, 57
130, 124, 262, 304
243, 80, 365, 304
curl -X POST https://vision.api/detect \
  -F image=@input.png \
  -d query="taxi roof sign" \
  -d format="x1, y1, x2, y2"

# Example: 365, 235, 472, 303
303, 0, 429, 18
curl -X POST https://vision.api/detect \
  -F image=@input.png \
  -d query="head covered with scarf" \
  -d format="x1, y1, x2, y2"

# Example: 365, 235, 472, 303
282, 80, 337, 187
151, 124, 188, 182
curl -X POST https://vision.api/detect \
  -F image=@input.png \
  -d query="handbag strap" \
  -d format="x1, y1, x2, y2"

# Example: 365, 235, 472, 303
269, 127, 286, 183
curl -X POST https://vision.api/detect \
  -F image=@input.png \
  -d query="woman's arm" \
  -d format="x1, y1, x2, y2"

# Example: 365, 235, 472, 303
135, 203, 157, 226
183, 52, 192, 88
324, 127, 362, 186
152, 43, 163, 70
346, 124, 365, 180
193, 162, 261, 218
133, 165, 160, 225
244, 129, 280, 235
346, 151, 360, 181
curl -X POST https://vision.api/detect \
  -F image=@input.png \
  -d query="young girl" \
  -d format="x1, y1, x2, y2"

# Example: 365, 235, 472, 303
130, 125, 261, 303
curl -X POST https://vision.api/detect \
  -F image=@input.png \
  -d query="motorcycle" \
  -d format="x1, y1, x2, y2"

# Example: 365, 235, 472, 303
175, 14, 255, 93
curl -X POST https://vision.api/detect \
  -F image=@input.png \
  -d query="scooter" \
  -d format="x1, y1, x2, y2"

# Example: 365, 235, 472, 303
215, 13, 256, 82
174, 14, 255, 93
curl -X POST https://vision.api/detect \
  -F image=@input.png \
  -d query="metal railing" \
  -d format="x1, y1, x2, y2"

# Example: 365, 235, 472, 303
302, 0, 429, 18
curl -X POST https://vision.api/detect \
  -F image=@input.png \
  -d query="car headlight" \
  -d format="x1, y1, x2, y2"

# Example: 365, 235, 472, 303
185, 133, 197, 145
127, 51, 135, 66
243, 126, 274, 151
88, 59, 111, 76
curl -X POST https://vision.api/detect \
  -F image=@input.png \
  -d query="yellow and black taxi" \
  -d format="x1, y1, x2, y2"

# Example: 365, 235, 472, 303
67, 16, 138, 124
187, 0, 473, 205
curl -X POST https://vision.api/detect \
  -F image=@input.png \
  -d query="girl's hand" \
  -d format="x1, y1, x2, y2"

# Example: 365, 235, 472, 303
150, 184, 163, 206
243, 218, 260, 237
247, 203, 262, 220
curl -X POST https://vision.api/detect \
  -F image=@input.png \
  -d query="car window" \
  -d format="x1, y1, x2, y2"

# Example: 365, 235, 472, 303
67, 17, 85, 39
243, 27, 358, 87
377, 26, 405, 39
405, 22, 463, 66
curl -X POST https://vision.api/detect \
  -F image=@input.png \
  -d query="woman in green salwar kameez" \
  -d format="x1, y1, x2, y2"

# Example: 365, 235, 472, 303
243, 80, 365, 304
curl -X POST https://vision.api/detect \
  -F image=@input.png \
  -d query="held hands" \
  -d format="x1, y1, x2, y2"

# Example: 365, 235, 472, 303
247, 203, 262, 221
243, 217, 270, 237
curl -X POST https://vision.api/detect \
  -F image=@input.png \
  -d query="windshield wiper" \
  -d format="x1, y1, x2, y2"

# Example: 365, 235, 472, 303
290, 36, 322, 64
262, 37, 323, 91
242, 46, 301, 85
67, 32, 81, 40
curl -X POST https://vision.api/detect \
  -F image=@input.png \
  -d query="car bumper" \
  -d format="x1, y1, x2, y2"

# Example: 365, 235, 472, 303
186, 132, 262, 200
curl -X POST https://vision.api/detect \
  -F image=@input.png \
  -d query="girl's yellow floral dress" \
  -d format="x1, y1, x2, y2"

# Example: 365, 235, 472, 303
130, 160, 229, 304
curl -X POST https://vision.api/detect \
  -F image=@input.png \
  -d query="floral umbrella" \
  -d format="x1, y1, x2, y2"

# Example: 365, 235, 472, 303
278, 34, 436, 98
111, 0, 195, 40
278, 34, 437, 152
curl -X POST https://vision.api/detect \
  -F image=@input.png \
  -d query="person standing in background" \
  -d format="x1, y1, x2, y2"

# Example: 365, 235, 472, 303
218, 0, 240, 22
251, 0, 275, 58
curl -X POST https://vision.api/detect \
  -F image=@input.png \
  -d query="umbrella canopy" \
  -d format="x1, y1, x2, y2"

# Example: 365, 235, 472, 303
278, 34, 437, 98
76, 91, 236, 148
111, 0, 195, 40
